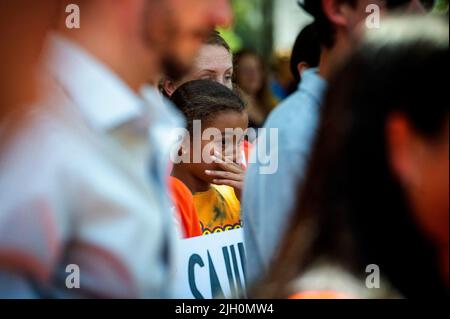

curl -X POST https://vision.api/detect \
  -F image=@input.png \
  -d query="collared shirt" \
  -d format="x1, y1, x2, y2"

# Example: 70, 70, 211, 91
0, 34, 184, 298
242, 68, 327, 285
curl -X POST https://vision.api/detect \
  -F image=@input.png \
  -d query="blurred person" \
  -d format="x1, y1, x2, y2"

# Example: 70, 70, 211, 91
242, 0, 425, 287
234, 49, 277, 129
162, 30, 233, 96
170, 80, 248, 235
160, 31, 255, 238
270, 23, 322, 109
0, 1, 58, 133
0, 0, 232, 298
270, 52, 295, 101
258, 15, 448, 299
290, 23, 321, 86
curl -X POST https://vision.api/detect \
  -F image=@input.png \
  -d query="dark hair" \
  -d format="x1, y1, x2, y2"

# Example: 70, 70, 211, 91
205, 30, 231, 53
170, 79, 245, 133
261, 16, 449, 298
290, 23, 321, 84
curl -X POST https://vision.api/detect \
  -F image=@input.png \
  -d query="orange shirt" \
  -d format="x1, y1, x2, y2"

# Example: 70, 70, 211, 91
169, 177, 202, 238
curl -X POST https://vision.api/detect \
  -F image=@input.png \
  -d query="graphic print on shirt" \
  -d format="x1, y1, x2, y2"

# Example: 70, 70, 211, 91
194, 185, 241, 236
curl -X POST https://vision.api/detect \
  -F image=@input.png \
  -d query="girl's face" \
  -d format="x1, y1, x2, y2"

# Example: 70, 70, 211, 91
190, 111, 248, 184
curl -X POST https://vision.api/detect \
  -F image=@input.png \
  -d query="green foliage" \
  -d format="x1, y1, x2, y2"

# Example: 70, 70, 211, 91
219, 0, 273, 58
432, 0, 449, 13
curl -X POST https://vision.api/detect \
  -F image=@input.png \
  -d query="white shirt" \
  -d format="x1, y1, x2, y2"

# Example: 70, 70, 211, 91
0, 34, 184, 298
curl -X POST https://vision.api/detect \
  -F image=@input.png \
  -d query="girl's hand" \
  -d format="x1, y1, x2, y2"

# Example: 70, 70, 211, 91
205, 151, 245, 200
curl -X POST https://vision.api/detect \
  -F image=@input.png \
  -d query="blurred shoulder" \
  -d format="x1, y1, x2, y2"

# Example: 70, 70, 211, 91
0, 79, 102, 194
289, 261, 402, 299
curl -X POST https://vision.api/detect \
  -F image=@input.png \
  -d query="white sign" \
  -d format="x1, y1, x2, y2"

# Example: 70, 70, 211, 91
173, 229, 247, 299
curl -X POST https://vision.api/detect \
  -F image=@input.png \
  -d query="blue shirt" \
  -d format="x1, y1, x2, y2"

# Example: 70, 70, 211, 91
242, 68, 327, 285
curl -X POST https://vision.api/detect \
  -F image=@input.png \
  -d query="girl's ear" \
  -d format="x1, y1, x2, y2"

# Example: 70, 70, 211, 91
176, 135, 191, 162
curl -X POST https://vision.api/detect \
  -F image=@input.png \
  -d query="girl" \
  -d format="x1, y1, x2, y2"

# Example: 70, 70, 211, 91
234, 49, 277, 129
170, 80, 248, 235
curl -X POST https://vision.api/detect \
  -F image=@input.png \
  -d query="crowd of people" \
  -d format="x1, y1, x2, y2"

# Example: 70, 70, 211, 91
0, 0, 448, 299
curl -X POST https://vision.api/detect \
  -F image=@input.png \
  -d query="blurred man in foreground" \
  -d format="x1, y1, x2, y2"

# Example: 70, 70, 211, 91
0, 0, 232, 298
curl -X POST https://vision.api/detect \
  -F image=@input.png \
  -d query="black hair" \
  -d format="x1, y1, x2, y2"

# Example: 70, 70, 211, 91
290, 23, 321, 84
170, 79, 246, 133
260, 16, 449, 298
